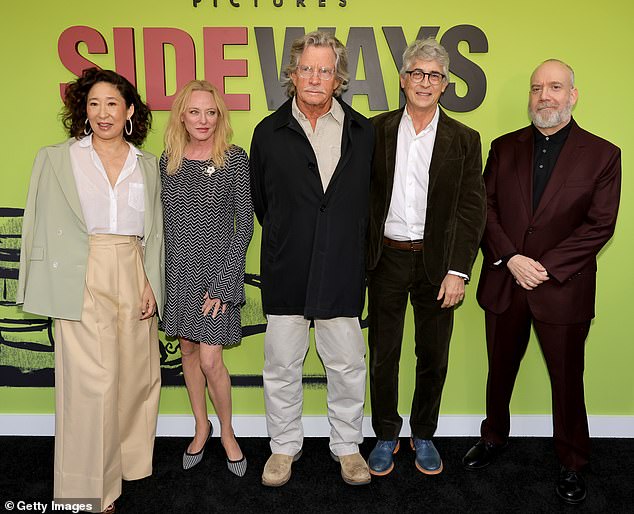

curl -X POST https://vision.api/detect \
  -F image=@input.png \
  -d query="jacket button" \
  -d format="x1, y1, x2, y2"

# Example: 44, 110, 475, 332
52, 261, 59, 269
527, 226, 535, 234
57, 229, 63, 236
320, 205, 326, 212
308, 162, 316, 170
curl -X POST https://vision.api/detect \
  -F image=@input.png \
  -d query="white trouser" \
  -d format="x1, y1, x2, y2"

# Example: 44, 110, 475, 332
263, 315, 367, 456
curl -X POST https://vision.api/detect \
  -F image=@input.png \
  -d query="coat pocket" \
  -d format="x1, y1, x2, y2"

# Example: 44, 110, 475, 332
31, 246, 44, 260
128, 183, 145, 212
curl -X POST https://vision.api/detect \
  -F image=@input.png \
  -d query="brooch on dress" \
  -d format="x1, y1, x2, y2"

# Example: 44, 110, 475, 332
203, 164, 216, 177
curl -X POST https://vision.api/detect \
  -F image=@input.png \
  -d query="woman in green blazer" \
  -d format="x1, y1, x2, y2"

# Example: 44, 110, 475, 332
17, 68, 164, 514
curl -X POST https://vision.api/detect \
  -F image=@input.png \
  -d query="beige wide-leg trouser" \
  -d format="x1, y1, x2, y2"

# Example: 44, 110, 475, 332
54, 234, 160, 511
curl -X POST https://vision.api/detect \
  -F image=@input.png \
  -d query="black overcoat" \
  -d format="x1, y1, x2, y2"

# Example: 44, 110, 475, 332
250, 97, 374, 318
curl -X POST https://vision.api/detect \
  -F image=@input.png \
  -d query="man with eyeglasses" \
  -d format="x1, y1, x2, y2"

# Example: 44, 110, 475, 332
463, 59, 621, 505
250, 31, 373, 487
366, 38, 486, 476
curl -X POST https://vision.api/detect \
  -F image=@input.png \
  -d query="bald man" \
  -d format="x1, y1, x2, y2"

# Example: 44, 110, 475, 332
463, 59, 621, 505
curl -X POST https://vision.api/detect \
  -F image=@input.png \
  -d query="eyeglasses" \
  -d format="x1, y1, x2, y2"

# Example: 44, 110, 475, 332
405, 69, 446, 85
296, 64, 336, 81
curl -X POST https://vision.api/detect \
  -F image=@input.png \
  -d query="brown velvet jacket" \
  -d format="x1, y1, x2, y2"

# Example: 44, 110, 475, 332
368, 107, 486, 285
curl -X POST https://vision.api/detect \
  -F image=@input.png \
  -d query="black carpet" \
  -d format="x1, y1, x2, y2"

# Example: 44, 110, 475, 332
1, 436, 632, 513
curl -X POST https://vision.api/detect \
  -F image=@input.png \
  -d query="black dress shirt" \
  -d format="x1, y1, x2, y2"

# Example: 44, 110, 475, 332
532, 120, 572, 212
498, 120, 573, 266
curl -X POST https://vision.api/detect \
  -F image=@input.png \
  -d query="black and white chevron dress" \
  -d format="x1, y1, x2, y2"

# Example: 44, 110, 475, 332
160, 146, 254, 345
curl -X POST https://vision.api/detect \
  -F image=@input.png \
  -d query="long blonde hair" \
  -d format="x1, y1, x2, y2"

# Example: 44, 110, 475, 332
164, 80, 233, 175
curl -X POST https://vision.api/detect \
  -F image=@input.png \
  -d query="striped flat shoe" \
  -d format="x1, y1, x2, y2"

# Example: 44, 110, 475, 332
226, 454, 247, 477
182, 420, 213, 470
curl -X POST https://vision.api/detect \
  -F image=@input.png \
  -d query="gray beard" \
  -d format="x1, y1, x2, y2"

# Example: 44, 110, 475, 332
529, 102, 573, 129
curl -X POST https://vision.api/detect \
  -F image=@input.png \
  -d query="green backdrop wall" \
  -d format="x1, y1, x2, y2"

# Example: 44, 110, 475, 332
1, 0, 632, 422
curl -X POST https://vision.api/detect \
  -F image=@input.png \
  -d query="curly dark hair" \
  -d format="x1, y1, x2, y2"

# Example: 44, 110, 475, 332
61, 68, 152, 147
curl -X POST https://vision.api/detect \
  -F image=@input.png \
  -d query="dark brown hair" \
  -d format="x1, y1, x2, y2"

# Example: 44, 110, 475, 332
61, 68, 152, 147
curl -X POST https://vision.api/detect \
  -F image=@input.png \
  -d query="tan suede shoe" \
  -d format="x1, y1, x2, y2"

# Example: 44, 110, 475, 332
331, 451, 371, 485
261, 451, 302, 487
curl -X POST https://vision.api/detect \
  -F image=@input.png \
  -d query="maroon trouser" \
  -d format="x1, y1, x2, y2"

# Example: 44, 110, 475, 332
481, 284, 591, 470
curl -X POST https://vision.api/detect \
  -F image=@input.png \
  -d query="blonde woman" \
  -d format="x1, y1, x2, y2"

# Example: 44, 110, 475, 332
161, 80, 253, 476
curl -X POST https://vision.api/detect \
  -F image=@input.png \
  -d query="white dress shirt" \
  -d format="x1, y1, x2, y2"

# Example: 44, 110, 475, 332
384, 106, 467, 280
384, 106, 439, 241
70, 135, 145, 236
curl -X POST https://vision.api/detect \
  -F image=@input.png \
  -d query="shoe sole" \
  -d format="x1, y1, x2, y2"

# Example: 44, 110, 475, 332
556, 492, 587, 505
369, 463, 394, 476
341, 475, 372, 486
415, 460, 444, 475
410, 439, 443, 475
330, 452, 371, 485
262, 472, 291, 487
261, 450, 302, 487
369, 440, 400, 476
555, 484, 586, 504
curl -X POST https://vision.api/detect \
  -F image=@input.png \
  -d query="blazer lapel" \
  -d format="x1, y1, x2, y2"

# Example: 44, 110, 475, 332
533, 120, 582, 219
138, 153, 156, 238
48, 141, 87, 227
428, 109, 455, 197
382, 109, 403, 214
289, 113, 325, 189
276, 99, 323, 187
513, 127, 534, 221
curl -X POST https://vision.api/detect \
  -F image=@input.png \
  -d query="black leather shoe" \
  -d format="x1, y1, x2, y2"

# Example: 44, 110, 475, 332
556, 467, 586, 504
462, 440, 506, 470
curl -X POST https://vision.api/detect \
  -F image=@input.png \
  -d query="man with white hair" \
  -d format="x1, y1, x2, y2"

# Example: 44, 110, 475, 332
366, 38, 485, 476
250, 31, 373, 487
463, 59, 621, 505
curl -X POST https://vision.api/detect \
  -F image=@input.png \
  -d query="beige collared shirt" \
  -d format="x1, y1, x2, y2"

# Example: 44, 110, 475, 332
291, 96, 344, 191
69, 134, 145, 236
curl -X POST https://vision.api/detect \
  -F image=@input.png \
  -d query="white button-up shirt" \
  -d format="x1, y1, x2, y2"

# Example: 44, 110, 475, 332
384, 106, 439, 241
384, 106, 467, 280
70, 135, 145, 236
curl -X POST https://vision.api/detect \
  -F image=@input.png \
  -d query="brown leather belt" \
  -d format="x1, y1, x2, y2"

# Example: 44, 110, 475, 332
383, 236, 424, 251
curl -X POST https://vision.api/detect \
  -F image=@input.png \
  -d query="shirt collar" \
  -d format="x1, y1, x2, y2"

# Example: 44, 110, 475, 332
291, 96, 344, 126
401, 105, 440, 137
532, 118, 573, 144
78, 134, 142, 156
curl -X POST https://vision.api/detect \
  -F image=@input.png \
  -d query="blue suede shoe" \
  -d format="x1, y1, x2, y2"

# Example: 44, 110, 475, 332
368, 439, 400, 476
410, 438, 443, 475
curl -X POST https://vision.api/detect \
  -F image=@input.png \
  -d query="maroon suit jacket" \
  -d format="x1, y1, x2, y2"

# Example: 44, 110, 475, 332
477, 120, 621, 324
